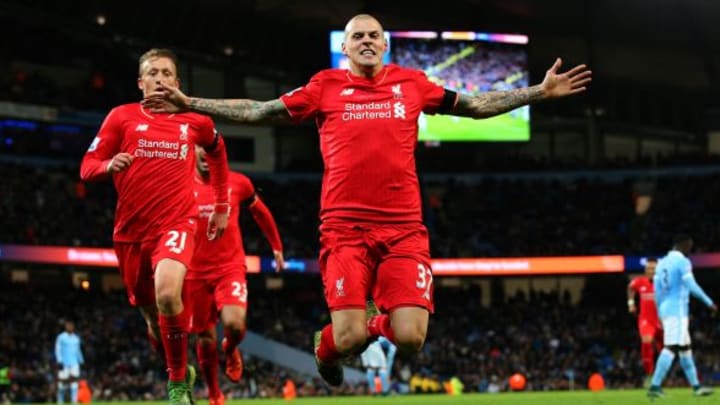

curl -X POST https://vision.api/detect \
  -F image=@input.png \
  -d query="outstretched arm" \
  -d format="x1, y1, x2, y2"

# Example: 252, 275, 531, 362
451, 57, 591, 119
142, 83, 292, 125
189, 98, 291, 124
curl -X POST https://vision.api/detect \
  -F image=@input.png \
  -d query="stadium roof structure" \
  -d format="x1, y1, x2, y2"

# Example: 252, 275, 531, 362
2, 0, 719, 80
2, 0, 719, 130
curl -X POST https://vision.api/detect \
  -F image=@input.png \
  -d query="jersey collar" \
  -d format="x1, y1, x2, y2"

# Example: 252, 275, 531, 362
345, 64, 390, 86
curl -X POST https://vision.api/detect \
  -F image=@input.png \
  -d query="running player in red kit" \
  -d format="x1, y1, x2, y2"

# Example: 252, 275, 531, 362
187, 145, 284, 405
627, 258, 663, 385
80, 48, 230, 404
142, 14, 591, 386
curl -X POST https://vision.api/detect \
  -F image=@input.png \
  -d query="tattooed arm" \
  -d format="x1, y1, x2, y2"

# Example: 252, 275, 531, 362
187, 98, 292, 125
452, 57, 592, 119
452, 85, 544, 119
142, 83, 292, 124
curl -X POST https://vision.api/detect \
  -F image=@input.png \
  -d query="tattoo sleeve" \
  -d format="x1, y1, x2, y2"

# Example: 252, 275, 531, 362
187, 98, 292, 124
452, 84, 545, 119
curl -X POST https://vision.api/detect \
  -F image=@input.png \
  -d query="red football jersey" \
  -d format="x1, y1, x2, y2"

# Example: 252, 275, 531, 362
80, 104, 220, 242
188, 172, 253, 278
629, 276, 660, 326
280, 64, 449, 223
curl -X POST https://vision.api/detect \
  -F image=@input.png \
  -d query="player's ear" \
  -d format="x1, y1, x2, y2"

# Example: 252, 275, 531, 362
341, 42, 348, 56
137, 77, 143, 91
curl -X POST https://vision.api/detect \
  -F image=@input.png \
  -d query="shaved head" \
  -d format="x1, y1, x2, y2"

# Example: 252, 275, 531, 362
344, 14, 384, 39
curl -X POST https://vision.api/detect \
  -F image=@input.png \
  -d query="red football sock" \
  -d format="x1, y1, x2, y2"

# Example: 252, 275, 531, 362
223, 327, 246, 356
317, 324, 343, 365
159, 311, 189, 382
196, 340, 221, 399
367, 314, 396, 343
641, 341, 655, 375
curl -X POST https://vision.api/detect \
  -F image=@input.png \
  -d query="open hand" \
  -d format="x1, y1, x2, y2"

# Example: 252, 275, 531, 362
141, 83, 190, 113
541, 57, 592, 98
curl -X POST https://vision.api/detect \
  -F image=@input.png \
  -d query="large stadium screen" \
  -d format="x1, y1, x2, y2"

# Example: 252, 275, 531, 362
330, 30, 530, 142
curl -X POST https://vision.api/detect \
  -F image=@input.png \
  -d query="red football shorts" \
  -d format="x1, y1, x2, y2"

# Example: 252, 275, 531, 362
113, 222, 196, 307
319, 221, 434, 313
185, 269, 248, 333
639, 318, 663, 342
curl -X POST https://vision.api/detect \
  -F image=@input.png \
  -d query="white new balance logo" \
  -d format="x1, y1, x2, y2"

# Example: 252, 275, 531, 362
135, 124, 149, 132
340, 88, 355, 96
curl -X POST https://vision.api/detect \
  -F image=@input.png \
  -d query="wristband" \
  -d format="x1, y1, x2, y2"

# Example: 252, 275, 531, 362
627, 299, 635, 307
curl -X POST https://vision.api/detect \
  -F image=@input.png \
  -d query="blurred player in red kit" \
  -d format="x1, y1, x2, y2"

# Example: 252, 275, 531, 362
80, 48, 230, 404
627, 258, 663, 385
187, 145, 284, 405
142, 14, 592, 386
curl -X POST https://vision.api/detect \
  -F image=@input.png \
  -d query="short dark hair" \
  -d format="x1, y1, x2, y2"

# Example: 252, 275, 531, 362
138, 48, 179, 76
673, 234, 692, 246
646, 257, 658, 263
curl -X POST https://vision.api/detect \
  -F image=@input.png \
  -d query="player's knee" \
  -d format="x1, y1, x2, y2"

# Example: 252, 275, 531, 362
223, 318, 246, 336
393, 325, 426, 354
197, 333, 215, 348
333, 323, 367, 353
155, 291, 181, 314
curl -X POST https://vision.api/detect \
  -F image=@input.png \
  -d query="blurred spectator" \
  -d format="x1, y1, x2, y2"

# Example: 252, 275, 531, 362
3, 162, 720, 258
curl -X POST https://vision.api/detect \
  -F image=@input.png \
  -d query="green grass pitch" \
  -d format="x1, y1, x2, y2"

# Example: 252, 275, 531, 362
93, 389, 719, 405
419, 111, 529, 142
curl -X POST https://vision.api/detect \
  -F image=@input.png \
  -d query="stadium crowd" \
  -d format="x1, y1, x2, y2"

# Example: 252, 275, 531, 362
3, 162, 720, 259
1, 279, 718, 401
393, 39, 528, 95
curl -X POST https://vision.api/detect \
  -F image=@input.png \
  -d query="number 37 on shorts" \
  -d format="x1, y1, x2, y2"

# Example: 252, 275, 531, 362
416, 263, 433, 301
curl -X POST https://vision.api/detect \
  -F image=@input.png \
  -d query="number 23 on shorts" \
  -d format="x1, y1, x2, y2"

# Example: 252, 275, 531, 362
231, 281, 248, 303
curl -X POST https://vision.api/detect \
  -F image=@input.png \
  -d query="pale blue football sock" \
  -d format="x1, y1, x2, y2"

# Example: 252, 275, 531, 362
678, 350, 700, 387
70, 382, 79, 404
366, 369, 377, 393
379, 369, 390, 393
651, 348, 676, 387
57, 382, 66, 404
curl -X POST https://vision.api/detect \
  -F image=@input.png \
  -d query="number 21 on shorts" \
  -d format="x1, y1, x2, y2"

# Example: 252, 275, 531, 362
416, 263, 433, 301
165, 230, 188, 254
